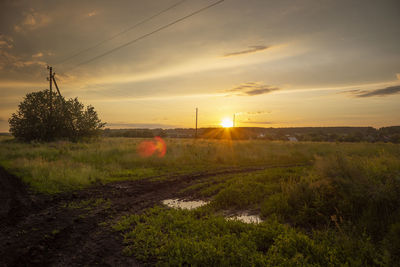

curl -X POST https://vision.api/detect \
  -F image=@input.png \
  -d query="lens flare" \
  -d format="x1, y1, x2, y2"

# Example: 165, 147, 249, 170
138, 136, 166, 158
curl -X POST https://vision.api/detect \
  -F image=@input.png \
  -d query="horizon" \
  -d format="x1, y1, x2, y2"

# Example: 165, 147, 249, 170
1, 0, 400, 132
103, 125, 400, 130
3, 124, 398, 133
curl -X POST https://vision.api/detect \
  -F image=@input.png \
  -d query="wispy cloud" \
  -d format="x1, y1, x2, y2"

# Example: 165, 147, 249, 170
14, 9, 51, 33
32, 52, 43, 58
0, 35, 14, 49
0, 50, 46, 70
224, 45, 270, 57
227, 82, 280, 96
347, 85, 400, 97
87, 10, 98, 17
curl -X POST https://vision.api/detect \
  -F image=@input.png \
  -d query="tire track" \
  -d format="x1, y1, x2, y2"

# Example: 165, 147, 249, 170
0, 163, 309, 266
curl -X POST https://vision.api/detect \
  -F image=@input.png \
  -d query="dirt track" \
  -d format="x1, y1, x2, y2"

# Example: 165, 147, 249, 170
0, 164, 305, 266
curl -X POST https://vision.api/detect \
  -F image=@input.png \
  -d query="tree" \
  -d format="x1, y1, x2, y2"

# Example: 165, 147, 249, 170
9, 89, 105, 141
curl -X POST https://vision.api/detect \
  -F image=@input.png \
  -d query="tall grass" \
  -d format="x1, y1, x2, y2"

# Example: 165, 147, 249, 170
190, 150, 400, 265
113, 207, 382, 266
1, 136, 399, 264
0, 136, 399, 194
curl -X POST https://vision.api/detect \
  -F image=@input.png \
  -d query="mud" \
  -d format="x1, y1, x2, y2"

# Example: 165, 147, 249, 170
0, 164, 305, 266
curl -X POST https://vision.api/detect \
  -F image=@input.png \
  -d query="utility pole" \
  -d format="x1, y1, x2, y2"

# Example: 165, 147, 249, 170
195, 107, 198, 139
52, 73, 62, 97
48, 66, 53, 111
51, 70, 75, 132
233, 113, 235, 127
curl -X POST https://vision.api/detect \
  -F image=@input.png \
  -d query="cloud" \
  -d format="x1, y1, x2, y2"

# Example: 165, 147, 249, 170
397, 73, 400, 80
0, 35, 14, 49
227, 82, 280, 96
13, 60, 47, 68
106, 122, 177, 129
32, 52, 43, 58
246, 87, 279, 96
14, 9, 50, 33
0, 50, 47, 70
87, 10, 98, 17
224, 45, 269, 57
347, 85, 400, 97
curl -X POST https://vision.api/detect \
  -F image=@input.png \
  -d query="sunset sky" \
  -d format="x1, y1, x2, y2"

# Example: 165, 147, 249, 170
1, 0, 399, 132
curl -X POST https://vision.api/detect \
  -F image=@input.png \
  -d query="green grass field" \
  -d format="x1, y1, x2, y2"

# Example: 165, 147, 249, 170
1, 136, 399, 266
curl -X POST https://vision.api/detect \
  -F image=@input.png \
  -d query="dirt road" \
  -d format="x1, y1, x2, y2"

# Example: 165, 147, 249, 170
0, 164, 305, 266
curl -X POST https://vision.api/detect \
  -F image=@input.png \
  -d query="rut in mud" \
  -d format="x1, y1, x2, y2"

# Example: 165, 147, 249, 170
0, 164, 305, 266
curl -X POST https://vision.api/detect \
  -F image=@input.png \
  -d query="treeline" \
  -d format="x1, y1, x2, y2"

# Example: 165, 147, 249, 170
102, 126, 400, 143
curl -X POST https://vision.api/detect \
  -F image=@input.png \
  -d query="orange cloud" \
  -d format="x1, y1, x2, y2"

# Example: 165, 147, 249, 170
87, 10, 98, 17
14, 9, 50, 33
0, 50, 46, 70
32, 52, 43, 58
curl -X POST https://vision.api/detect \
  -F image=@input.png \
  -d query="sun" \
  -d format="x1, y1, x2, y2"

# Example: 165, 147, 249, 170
220, 118, 234, 128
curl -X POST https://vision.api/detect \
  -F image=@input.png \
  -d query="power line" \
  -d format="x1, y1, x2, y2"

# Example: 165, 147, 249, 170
64, 0, 225, 73
55, 0, 188, 65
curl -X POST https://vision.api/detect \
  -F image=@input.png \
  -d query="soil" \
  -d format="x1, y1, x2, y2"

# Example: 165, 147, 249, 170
0, 164, 304, 266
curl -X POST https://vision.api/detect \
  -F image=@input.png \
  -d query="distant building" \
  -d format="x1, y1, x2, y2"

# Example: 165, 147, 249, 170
287, 136, 298, 142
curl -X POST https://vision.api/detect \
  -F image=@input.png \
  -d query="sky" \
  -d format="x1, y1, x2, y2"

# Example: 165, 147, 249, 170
0, 0, 399, 131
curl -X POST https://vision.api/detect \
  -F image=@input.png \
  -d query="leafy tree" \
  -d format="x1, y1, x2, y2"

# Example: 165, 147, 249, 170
9, 89, 105, 141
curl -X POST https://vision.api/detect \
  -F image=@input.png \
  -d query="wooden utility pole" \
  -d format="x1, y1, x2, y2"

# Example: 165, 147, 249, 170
195, 108, 198, 139
52, 73, 62, 97
48, 66, 53, 111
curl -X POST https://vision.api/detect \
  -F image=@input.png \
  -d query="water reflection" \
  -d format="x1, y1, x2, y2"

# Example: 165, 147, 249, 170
162, 199, 263, 224
227, 214, 263, 224
162, 199, 209, 210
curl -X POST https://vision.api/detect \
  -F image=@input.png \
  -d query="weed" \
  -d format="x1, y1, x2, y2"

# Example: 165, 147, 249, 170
114, 207, 382, 266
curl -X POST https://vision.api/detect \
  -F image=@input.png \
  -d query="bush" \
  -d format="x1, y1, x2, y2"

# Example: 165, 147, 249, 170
9, 89, 105, 142
261, 154, 400, 243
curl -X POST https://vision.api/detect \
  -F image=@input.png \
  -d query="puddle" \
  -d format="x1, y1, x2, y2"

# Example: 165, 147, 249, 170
162, 199, 209, 210
162, 199, 262, 224
227, 214, 263, 224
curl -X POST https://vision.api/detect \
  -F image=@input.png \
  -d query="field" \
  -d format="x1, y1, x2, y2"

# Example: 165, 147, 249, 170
1, 136, 400, 266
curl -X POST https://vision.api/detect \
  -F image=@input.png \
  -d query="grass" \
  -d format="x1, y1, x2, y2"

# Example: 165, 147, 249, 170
1, 136, 400, 265
113, 207, 382, 266
177, 152, 400, 265
1, 136, 398, 193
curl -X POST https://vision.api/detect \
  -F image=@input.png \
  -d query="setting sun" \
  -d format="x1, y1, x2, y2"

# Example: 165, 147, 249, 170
221, 118, 234, 128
